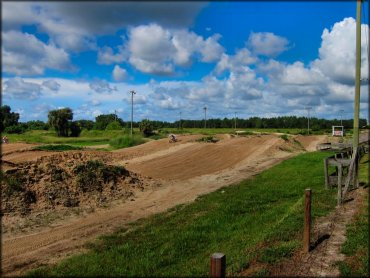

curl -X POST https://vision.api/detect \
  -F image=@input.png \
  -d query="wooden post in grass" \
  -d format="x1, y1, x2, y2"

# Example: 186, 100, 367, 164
303, 189, 311, 253
210, 253, 226, 278
337, 165, 343, 206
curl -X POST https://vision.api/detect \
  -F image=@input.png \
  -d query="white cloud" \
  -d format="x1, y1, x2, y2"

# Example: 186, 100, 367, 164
2, 31, 72, 75
215, 48, 257, 75
312, 17, 369, 85
247, 32, 290, 57
3, 77, 43, 100
2, 2, 206, 52
42, 80, 61, 91
89, 80, 117, 94
125, 24, 224, 75
112, 65, 128, 81
97, 46, 127, 65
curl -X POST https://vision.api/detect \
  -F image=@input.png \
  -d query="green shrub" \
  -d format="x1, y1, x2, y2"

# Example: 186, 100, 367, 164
73, 160, 129, 192
105, 121, 123, 131
3, 172, 25, 196
280, 134, 289, 141
197, 136, 219, 143
139, 119, 154, 137
33, 145, 83, 151
109, 135, 145, 149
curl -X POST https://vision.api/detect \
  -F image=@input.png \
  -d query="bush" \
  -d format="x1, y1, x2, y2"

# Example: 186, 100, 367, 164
139, 119, 154, 137
33, 145, 83, 151
280, 134, 289, 141
105, 121, 123, 131
69, 121, 81, 137
4, 124, 26, 134
109, 135, 145, 149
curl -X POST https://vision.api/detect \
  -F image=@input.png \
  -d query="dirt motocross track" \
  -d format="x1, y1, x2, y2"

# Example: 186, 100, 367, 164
1, 134, 328, 276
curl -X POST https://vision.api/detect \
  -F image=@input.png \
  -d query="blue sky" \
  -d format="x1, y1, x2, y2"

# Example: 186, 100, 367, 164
2, 1, 369, 123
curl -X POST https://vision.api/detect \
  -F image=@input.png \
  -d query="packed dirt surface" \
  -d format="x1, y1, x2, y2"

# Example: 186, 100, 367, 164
1, 133, 328, 276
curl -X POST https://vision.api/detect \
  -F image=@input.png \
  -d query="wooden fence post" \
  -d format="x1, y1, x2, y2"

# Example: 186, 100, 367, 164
337, 165, 343, 206
210, 253, 226, 278
303, 189, 311, 253
323, 158, 329, 189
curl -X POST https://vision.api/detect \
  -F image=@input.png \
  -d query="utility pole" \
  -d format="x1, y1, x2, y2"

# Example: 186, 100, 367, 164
340, 109, 344, 126
305, 107, 312, 135
179, 111, 182, 130
203, 106, 207, 129
114, 110, 117, 122
130, 90, 136, 136
234, 112, 237, 130
353, 0, 362, 151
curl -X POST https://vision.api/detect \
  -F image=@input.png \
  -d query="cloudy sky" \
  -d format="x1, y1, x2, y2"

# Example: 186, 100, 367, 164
2, 1, 369, 123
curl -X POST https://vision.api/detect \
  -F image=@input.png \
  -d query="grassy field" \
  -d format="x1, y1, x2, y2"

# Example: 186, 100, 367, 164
338, 153, 369, 277
28, 151, 338, 277
5, 128, 333, 148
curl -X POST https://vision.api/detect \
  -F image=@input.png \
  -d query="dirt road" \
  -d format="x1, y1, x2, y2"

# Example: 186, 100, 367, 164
1, 134, 327, 276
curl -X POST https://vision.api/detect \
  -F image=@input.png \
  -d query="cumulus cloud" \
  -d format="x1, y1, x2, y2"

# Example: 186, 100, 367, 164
42, 80, 61, 91
3, 77, 43, 100
112, 65, 128, 81
247, 32, 290, 57
2, 2, 206, 52
126, 24, 224, 75
312, 17, 369, 85
89, 80, 117, 93
215, 48, 257, 75
2, 31, 72, 75
97, 45, 127, 65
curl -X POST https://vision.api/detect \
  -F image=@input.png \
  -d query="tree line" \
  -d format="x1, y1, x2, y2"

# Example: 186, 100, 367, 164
0, 105, 368, 137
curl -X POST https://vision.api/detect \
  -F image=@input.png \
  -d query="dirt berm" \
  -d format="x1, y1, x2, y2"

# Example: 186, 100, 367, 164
1, 133, 328, 276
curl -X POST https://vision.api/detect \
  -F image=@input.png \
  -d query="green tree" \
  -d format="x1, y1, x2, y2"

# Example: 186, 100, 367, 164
94, 114, 124, 130
0, 105, 20, 133
69, 121, 82, 137
105, 121, 123, 130
48, 108, 73, 137
139, 119, 154, 137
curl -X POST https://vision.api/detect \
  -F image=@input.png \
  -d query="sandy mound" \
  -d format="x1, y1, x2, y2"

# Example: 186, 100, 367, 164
2, 151, 146, 218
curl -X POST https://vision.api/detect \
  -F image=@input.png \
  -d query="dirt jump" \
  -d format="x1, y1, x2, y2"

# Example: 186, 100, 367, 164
1, 133, 328, 276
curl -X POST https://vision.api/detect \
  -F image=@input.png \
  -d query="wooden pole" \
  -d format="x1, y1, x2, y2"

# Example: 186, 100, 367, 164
353, 0, 362, 150
337, 165, 343, 206
210, 253, 226, 278
303, 189, 311, 253
323, 158, 329, 189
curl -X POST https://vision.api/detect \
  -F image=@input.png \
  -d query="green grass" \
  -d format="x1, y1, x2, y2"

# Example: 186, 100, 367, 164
27, 152, 338, 277
109, 135, 146, 149
338, 153, 369, 277
32, 144, 83, 151
5, 130, 129, 146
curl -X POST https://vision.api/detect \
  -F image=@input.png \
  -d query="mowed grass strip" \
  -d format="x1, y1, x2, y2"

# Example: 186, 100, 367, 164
28, 152, 337, 277
338, 153, 369, 277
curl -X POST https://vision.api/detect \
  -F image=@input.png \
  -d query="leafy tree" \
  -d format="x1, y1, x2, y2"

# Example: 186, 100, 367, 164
69, 121, 82, 137
74, 120, 94, 131
25, 120, 49, 131
105, 121, 123, 130
0, 105, 20, 133
139, 119, 154, 137
94, 114, 124, 130
4, 124, 27, 134
48, 108, 73, 137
